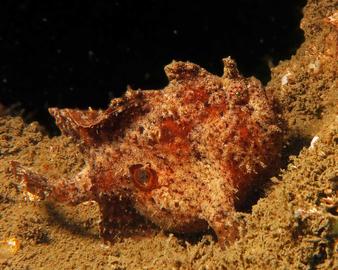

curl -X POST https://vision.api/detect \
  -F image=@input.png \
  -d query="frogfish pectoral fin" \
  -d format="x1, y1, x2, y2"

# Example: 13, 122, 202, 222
98, 195, 151, 242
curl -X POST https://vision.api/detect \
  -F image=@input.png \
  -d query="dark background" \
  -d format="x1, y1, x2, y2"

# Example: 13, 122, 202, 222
0, 0, 306, 131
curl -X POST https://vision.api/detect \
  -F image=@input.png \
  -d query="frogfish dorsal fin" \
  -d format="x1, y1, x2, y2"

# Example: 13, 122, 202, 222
49, 90, 144, 145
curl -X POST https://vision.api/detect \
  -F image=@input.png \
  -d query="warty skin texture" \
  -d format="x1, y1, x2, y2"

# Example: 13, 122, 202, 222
12, 58, 282, 247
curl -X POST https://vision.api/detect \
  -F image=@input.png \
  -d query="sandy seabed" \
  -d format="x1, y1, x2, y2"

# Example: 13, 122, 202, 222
0, 0, 337, 269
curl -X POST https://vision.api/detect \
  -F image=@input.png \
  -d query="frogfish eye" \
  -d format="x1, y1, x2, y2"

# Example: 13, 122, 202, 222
129, 164, 158, 191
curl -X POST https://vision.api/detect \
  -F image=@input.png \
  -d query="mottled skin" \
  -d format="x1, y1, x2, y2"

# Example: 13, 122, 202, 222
11, 58, 282, 246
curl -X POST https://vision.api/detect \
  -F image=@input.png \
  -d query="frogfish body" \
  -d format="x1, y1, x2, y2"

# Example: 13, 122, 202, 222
12, 58, 282, 246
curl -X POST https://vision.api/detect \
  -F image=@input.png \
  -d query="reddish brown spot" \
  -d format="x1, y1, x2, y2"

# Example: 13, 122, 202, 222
159, 119, 190, 143
129, 164, 158, 191
93, 169, 118, 192
42, 164, 50, 171
183, 87, 209, 104
239, 127, 249, 139
159, 118, 192, 155
204, 103, 227, 119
